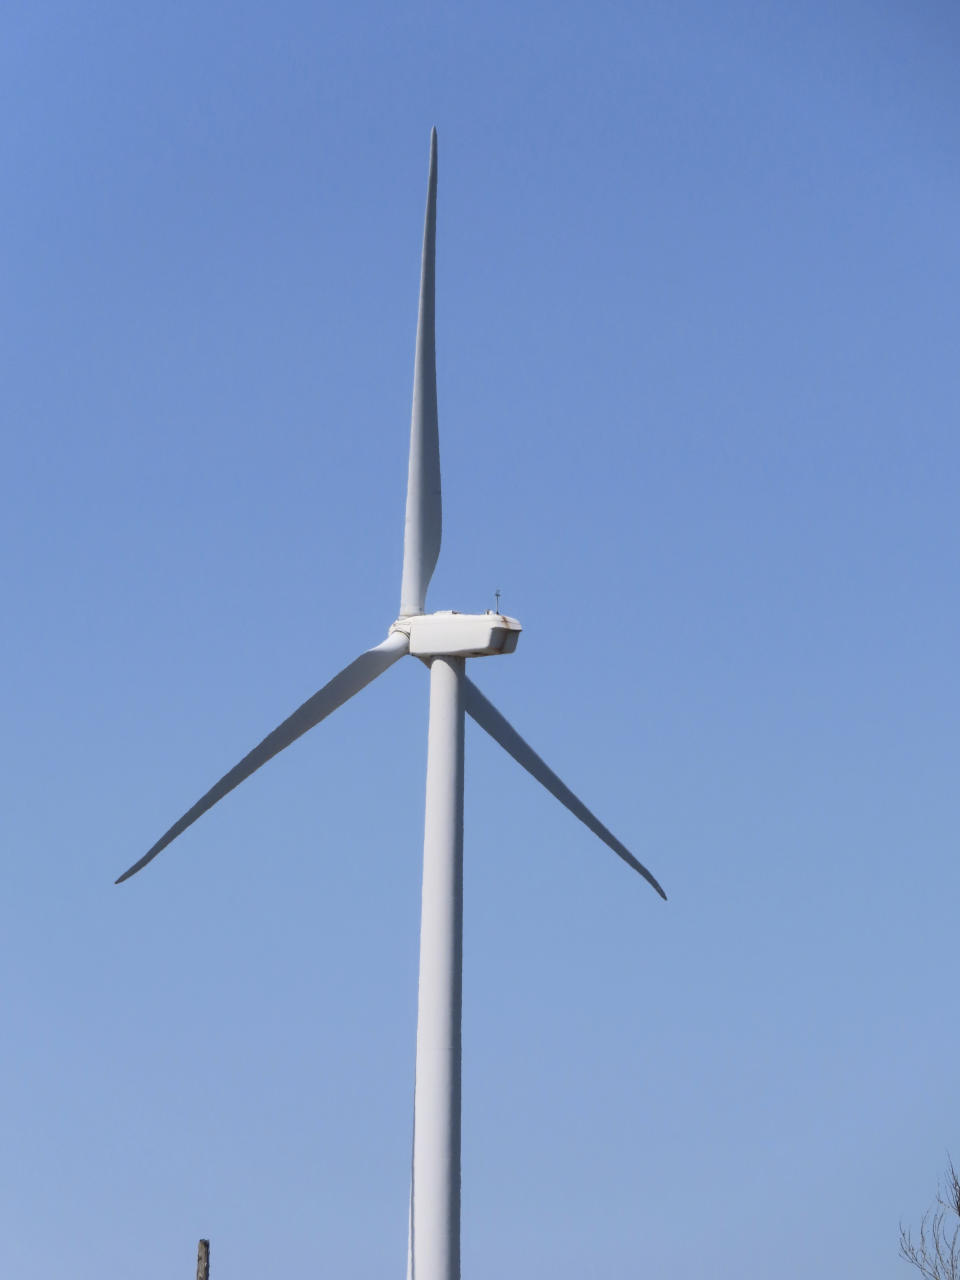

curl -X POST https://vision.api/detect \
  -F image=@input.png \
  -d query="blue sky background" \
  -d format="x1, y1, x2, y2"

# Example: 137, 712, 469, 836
3, 1, 958, 1276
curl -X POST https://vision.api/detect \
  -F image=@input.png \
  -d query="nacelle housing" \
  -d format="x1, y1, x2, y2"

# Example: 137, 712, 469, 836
399, 611, 522, 658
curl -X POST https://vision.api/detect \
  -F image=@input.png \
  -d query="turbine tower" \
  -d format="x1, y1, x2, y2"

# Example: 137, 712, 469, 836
117, 128, 666, 1280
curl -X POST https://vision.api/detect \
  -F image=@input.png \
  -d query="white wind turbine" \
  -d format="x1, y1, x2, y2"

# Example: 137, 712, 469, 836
117, 128, 666, 1280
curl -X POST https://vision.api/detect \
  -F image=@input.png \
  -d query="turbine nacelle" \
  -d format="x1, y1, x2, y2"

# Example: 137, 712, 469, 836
395, 610, 522, 658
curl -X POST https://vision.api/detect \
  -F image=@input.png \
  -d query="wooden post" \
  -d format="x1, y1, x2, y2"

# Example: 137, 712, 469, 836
196, 1240, 210, 1280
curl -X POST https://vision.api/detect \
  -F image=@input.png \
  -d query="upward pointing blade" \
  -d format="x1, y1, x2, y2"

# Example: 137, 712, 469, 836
399, 128, 442, 618
115, 632, 409, 883
464, 679, 667, 899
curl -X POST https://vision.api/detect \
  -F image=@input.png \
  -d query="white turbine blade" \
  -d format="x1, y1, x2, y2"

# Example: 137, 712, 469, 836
116, 632, 409, 883
399, 127, 442, 618
463, 679, 667, 899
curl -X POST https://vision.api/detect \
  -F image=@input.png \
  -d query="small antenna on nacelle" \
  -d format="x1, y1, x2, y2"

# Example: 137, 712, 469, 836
494, 589, 501, 614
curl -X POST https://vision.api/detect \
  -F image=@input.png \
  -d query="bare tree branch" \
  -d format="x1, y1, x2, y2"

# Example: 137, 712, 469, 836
901, 1159, 960, 1280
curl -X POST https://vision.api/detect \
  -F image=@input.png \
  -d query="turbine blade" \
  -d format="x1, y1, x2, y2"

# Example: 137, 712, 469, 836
116, 632, 409, 883
463, 679, 667, 899
399, 127, 442, 617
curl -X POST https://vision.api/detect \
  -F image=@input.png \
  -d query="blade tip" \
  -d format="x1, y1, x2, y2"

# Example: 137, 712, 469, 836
648, 872, 667, 900
115, 855, 148, 884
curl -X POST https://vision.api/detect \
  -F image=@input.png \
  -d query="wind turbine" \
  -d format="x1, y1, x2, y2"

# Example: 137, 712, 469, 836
117, 128, 666, 1280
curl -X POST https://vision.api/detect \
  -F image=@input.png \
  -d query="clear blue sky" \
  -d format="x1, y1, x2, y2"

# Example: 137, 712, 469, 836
3, 1, 958, 1276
